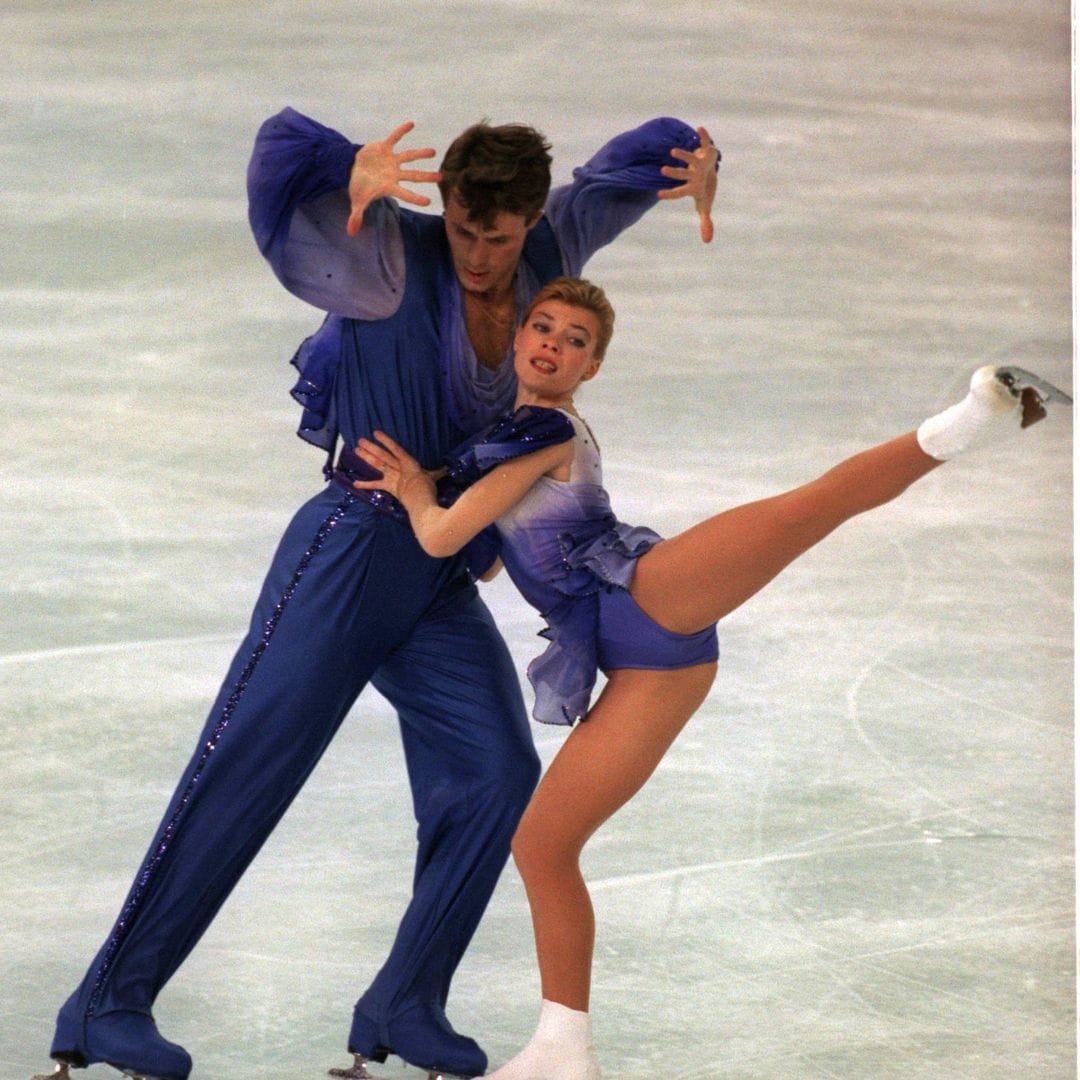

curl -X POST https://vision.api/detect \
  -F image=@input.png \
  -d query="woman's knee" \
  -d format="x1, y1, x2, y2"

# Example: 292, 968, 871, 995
511, 804, 585, 889
511, 825, 552, 887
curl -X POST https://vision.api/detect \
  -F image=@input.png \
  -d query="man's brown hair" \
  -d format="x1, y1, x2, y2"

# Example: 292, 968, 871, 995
439, 123, 553, 228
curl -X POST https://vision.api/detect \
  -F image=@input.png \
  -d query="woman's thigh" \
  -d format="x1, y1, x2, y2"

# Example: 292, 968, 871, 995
518, 664, 717, 858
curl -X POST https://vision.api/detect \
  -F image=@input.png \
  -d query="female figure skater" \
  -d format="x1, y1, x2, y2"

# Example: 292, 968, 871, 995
346, 277, 1068, 1080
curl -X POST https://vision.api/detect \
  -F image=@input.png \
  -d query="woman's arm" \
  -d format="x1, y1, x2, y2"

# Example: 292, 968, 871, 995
353, 431, 571, 558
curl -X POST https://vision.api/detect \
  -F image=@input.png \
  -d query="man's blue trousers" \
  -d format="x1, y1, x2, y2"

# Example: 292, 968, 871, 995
52, 485, 541, 1066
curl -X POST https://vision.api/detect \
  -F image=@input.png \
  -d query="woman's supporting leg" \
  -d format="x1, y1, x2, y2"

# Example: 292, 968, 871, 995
630, 431, 940, 636
515, 664, 715, 1009
487, 664, 715, 1080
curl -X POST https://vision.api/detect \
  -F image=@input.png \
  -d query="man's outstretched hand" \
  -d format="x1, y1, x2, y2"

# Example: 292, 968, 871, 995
347, 121, 443, 236
657, 125, 719, 244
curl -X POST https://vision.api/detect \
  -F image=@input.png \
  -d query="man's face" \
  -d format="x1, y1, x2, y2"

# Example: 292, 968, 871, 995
443, 193, 538, 298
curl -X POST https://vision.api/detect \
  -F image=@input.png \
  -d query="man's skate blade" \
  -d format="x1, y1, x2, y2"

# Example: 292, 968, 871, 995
328, 1055, 378, 1079
996, 366, 1073, 405
30, 1068, 71, 1080
327, 1056, 468, 1080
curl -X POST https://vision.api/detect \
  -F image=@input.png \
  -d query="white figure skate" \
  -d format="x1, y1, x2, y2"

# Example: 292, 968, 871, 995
484, 1000, 601, 1080
917, 365, 1071, 461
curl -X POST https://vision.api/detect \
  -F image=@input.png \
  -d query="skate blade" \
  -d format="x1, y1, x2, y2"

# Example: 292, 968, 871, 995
326, 1052, 470, 1080
328, 1054, 378, 1079
996, 366, 1073, 405
30, 1058, 171, 1080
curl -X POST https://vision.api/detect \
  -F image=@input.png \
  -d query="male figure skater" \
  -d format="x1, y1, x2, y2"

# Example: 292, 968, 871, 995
36, 106, 718, 1080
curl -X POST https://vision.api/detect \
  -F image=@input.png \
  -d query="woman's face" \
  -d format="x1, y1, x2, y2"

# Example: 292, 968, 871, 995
513, 299, 602, 405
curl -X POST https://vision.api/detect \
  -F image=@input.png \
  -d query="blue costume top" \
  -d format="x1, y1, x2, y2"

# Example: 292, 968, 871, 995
246, 107, 706, 465
445, 407, 671, 726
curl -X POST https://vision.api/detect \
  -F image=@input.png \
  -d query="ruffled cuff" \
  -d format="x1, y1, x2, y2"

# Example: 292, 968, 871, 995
248, 107, 360, 261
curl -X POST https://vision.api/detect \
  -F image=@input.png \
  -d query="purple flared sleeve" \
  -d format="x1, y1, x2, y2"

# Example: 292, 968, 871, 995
247, 107, 405, 319
546, 117, 714, 275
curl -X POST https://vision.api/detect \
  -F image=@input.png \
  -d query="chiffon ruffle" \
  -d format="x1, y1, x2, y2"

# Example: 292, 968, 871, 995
527, 520, 660, 725
289, 314, 345, 452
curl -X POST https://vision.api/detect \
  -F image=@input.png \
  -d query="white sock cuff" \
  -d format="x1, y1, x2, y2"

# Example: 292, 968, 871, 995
537, 999, 593, 1041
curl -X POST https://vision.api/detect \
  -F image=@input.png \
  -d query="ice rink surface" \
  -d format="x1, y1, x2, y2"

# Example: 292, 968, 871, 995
1, 2, 1073, 1078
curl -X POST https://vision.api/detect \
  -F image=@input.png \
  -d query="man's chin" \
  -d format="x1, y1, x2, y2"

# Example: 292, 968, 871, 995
458, 274, 490, 293
457, 270, 515, 299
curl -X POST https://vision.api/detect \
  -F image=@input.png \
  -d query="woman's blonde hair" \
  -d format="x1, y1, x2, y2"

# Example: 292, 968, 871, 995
524, 277, 615, 361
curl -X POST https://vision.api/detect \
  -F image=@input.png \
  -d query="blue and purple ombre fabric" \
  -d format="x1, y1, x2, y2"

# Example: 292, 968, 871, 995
444, 407, 665, 725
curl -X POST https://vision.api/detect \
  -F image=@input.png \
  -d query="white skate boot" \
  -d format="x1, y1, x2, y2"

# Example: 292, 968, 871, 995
485, 1000, 601, 1080
917, 365, 1071, 461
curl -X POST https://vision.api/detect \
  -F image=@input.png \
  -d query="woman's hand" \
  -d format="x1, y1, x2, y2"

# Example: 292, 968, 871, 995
657, 125, 719, 244
353, 431, 435, 505
347, 122, 443, 236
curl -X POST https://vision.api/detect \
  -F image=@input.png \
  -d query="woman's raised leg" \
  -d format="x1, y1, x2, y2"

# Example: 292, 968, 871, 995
632, 367, 1056, 637
631, 430, 939, 635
